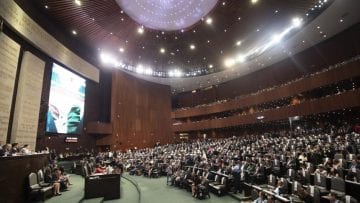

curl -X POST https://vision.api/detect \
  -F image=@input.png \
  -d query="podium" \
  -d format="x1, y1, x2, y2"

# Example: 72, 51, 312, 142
84, 173, 121, 200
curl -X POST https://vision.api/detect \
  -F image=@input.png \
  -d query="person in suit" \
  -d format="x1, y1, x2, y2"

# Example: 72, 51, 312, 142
274, 180, 286, 196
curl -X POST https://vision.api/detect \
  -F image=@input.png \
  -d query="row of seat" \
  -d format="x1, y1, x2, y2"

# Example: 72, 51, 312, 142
28, 170, 53, 201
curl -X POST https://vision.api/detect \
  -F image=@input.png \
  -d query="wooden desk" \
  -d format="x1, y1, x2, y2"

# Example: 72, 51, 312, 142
84, 174, 121, 200
0, 154, 50, 203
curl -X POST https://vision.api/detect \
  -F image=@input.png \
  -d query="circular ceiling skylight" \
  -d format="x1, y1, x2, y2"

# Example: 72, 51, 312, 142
116, 0, 218, 31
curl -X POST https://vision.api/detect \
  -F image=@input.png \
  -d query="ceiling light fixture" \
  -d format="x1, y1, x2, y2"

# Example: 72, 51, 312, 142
237, 54, 246, 63
74, 0, 81, 6
144, 68, 153, 75
160, 48, 166, 53
71, 30, 77, 35
116, 0, 217, 31
205, 17, 213, 25
292, 17, 303, 27
137, 26, 144, 34
119, 47, 125, 53
251, 0, 259, 4
190, 44, 196, 50
224, 58, 235, 68
236, 40, 242, 46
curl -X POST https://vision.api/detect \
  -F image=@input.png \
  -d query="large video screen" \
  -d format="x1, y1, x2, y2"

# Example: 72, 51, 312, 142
46, 63, 86, 134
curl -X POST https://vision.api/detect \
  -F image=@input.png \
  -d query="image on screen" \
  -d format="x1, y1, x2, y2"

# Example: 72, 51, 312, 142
46, 63, 86, 134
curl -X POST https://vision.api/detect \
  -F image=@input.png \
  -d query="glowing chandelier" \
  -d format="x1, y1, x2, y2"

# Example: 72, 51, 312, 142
116, 0, 218, 31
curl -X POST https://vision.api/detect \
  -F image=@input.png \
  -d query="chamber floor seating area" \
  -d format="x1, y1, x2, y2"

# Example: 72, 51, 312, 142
30, 174, 242, 203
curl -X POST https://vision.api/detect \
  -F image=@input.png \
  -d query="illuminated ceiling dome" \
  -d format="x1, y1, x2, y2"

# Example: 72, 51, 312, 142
115, 0, 218, 31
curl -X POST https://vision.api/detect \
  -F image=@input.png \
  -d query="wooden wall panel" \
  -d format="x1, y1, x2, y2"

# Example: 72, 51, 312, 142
96, 70, 172, 151
173, 89, 360, 132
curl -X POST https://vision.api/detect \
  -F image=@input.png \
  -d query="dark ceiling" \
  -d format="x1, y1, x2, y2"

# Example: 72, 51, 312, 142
31, 0, 327, 77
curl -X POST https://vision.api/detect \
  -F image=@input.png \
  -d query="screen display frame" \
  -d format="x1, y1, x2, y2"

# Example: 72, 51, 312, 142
45, 63, 87, 136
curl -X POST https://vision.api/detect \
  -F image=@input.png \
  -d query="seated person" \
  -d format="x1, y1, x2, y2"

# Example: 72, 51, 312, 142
298, 187, 313, 203
0, 144, 12, 156
44, 167, 61, 196
20, 144, 31, 155
253, 191, 268, 203
191, 174, 201, 197
59, 166, 72, 185
273, 180, 286, 196
95, 163, 106, 174
328, 192, 341, 203
53, 168, 69, 190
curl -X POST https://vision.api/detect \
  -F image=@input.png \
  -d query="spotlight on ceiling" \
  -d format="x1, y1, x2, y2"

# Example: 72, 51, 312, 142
144, 68, 153, 75
137, 26, 144, 34
71, 30, 77, 35
208, 64, 214, 68
136, 65, 144, 74
74, 0, 81, 6
251, 0, 259, 4
224, 58, 235, 68
160, 48, 166, 54
237, 54, 246, 63
119, 47, 125, 53
100, 52, 121, 67
292, 17, 303, 28
271, 34, 283, 44
189, 44, 196, 50
236, 40, 242, 46
205, 17, 213, 25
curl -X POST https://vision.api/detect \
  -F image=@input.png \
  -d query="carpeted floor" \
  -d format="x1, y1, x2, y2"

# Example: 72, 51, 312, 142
40, 174, 245, 203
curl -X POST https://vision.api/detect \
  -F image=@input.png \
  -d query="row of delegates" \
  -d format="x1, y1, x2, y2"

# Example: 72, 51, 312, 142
0, 143, 32, 156
44, 165, 72, 196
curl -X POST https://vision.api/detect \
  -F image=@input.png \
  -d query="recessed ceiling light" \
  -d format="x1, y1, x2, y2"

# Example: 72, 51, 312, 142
256, 28, 260, 32
190, 44, 196, 50
222, 2, 226, 6
208, 64, 213, 68
119, 47, 125, 53
236, 40, 242, 46
44, 5, 49, 9
205, 17, 213, 25
137, 27, 144, 34
237, 54, 246, 63
74, 0, 81, 6
251, 0, 259, 4
339, 19, 344, 23
160, 48, 166, 53
71, 30, 77, 35
292, 17, 303, 27
317, 26, 321, 29
224, 58, 235, 68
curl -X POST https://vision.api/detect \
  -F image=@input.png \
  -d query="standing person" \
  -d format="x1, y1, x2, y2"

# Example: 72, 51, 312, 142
166, 164, 173, 185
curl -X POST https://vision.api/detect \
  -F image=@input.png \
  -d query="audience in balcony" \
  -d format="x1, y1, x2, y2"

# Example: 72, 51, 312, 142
174, 55, 360, 112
